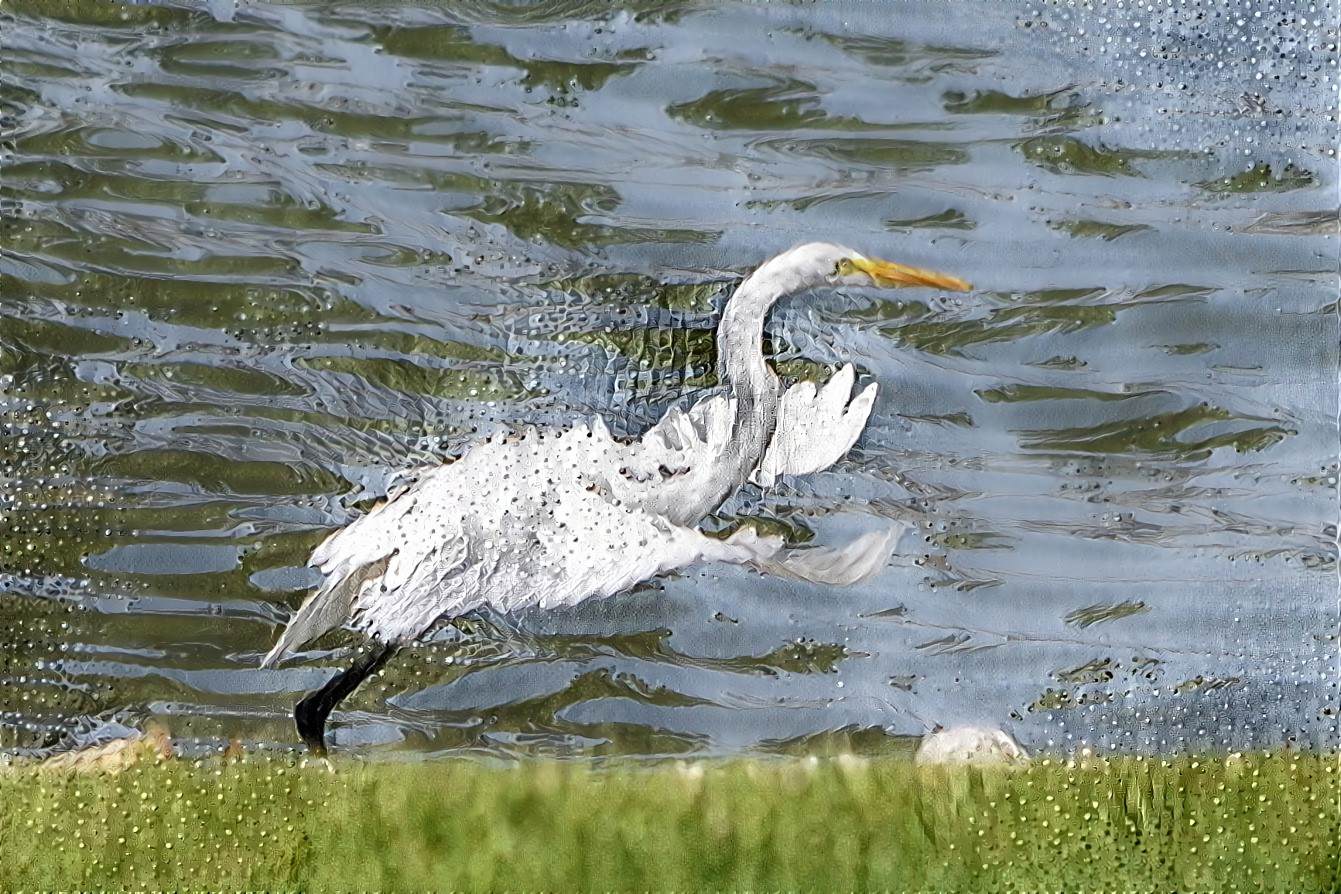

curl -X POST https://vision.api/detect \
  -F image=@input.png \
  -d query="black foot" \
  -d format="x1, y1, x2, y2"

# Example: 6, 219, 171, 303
293, 641, 398, 755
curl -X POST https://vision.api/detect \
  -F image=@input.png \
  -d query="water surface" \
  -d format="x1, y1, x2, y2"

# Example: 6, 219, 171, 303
1, 0, 1336, 758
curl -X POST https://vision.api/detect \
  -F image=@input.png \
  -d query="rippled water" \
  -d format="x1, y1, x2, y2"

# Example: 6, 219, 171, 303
2, 0, 1336, 759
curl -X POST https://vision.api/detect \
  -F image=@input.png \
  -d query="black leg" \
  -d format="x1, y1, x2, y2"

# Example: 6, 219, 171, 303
294, 641, 399, 755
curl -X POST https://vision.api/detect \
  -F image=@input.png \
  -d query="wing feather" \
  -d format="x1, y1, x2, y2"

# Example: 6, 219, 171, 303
262, 468, 467, 666
693, 521, 907, 585
751, 364, 877, 488
261, 554, 390, 667
615, 394, 741, 524
638, 393, 736, 466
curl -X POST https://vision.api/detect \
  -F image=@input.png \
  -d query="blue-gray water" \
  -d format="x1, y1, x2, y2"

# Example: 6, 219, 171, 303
1, 0, 1336, 759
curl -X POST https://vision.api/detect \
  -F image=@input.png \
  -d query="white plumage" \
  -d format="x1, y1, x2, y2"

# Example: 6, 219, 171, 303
263, 242, 971, 752
751, 363, 879, 488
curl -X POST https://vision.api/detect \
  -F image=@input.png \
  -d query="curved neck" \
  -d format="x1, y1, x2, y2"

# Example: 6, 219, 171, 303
643, 255, 811, 524
717, 260, 800, 400
716, 296, 770, 399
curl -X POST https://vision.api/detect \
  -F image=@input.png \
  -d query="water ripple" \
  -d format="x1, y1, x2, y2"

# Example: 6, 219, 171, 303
1, 0, 1334, 758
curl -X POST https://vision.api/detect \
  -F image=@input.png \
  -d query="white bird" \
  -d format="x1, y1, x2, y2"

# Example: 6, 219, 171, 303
263, 242, 971, 753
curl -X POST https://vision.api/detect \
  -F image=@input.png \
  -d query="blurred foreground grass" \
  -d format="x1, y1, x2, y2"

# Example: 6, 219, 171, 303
2, 749, 1337, 891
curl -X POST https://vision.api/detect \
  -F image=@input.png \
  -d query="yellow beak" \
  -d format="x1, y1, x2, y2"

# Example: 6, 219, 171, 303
850, 256, 972, 292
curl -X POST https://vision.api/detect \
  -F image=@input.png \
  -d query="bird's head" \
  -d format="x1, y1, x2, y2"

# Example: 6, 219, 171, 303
763, 241, 972, 294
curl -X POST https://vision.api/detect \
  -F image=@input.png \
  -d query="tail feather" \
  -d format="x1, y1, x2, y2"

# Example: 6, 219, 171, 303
261, 555, 390, 668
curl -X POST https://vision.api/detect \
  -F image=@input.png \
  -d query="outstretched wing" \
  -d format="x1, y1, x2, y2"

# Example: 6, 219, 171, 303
635, 392, 737, 472
613, 393, 744, 525
750, 364, 877, 488
696, 520, 907, 586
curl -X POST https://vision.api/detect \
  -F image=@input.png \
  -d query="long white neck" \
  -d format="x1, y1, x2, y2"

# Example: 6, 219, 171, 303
717, 252, 813, 407
629, 251, 821, 527
713, 256, 816, 483
717, 278, 775, 404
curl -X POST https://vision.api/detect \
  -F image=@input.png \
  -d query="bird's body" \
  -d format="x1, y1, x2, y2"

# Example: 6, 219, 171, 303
265, 242, 970, 753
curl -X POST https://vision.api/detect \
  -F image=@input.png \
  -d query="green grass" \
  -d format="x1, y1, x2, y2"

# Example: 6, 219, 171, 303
2, 750, 1337, 891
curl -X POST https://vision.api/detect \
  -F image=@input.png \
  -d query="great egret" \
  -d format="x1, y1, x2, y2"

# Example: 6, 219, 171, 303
263, 242, 971, 754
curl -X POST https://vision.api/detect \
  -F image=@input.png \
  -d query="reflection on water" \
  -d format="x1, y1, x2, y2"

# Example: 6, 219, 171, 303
1, 0, 1336, 758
